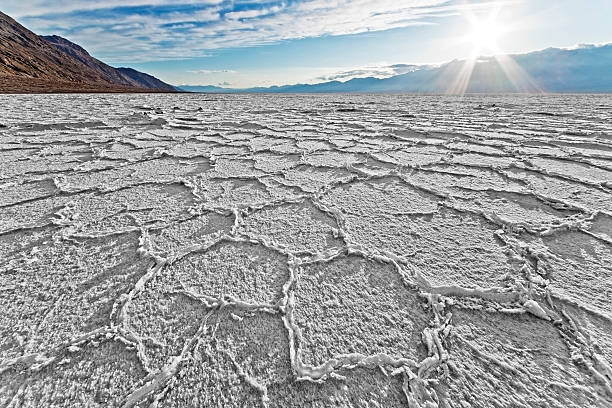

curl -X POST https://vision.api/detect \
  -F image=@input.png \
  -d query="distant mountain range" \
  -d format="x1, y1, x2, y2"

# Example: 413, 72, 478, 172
180, 44, 612, 94
0, 11, 176, 93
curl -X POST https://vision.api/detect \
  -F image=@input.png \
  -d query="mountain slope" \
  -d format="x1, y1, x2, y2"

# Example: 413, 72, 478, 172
40, 35, 131, 86
0, 11, 175, 93
181, 44, 612, 93
115, 67, 176, 91
43, 36, 176, 91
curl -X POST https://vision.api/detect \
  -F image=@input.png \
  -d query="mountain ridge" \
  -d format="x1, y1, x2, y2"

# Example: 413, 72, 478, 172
180, 44, 612, 93
0, 11, 176, 93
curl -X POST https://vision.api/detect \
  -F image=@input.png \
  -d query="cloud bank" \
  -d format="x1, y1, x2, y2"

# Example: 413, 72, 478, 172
2, 0, 482, 62
318, 63, 436, 82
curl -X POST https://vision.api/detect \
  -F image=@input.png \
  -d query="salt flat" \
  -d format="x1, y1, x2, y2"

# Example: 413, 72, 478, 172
0, 93, 611, 407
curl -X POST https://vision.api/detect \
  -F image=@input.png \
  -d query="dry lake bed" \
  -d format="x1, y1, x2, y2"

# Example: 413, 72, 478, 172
0, 93, 611, 407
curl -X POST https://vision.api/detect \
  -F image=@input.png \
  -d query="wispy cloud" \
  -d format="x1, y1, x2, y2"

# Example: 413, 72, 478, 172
2, 0, 498, 62
3, 0, 224, 18
187, 69, 237, 74
318, 63, 435, 81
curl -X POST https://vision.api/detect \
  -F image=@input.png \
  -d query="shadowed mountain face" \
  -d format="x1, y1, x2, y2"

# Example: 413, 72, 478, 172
42, 36, 176, 91
115, 67, 176, 91
0, 11, 176, 93
180, 44, 612, 94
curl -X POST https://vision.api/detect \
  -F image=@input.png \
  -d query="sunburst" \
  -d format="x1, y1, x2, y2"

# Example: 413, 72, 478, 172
444, 5, 539, 94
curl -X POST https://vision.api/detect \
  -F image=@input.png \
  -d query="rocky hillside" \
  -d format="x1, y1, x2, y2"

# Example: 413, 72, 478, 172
0, 11, 176, 93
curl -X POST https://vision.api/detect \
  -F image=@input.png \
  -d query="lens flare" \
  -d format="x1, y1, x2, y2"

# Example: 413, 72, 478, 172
443, 4, 540, 94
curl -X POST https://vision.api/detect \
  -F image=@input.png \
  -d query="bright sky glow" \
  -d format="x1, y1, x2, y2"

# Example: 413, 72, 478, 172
444, 4, 541, 94
467, 12, 504, 55
2, 0, 611, 87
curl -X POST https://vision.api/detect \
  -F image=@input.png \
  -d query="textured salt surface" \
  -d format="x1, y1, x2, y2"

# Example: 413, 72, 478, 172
0, 94, 611, 407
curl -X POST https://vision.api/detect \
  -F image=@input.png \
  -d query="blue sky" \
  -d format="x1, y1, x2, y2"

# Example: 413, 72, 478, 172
4, 0, 612, 87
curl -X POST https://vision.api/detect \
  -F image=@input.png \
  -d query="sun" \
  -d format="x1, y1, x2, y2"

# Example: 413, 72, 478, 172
463, 7, 508, 57
445, 5, 538, 94
469, 18, 502, 53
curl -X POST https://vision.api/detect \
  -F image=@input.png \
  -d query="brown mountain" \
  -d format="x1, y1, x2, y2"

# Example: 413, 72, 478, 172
0, 11, 177, 93
42, 35, 176, 91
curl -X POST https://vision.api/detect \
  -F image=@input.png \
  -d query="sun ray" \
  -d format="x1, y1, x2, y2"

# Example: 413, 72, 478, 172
494, 54, 542, 93
443, 3, 541, 94
445, 58, 476, 95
